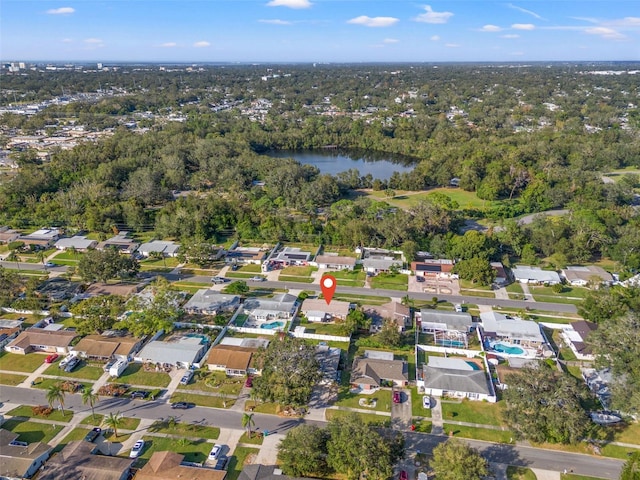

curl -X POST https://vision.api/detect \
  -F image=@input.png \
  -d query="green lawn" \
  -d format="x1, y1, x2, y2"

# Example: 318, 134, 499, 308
441, 400, 506, 426
43, 361, 105, 380
507, 466, 537, 480
301, 321, 349, 336
2, 419, 64, 444
330, 293, 391, 306
52, 427, 90, 453
111, 363, 171, 387
561, 475, 607, 480
370, 273, 408, 291
137, 436, 212, 466
0, 352, 47, 373
613, 422, 640, 445
335, 389, 392, 413
245, 401, 279, 415
33, 377, 93, 393
170, 392, 235, 409
281, 265, 317, 276
7, 405, 74, 422
226, 446, 260, 480
444, 424, 514, 443
279, 276, 315, 283
506, 283, 524, 294
411, 418, 432, 433
324, 409, 391, 426
177, 370, 245, 395
410, 388, 433, 418
364, 188, 498, 210
239, 431, 263, 445
0, 372, 27, 385
149, 420, 220, 440
236, 264, 262, 273
331, 268, 366, 287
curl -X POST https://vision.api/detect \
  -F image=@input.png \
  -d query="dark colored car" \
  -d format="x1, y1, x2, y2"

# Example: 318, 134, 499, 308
231, 264, 239, 271
214, 455, 228, 470
130, 391, 149, 399
171, 402, 195, 409
84, 427, 102, 443
393, 391, 401, 404
244, 376, 253, 388
399, 470, 408, 480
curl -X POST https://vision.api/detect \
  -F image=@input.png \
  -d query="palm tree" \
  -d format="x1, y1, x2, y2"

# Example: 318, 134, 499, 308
102, 411, 124, 438
6, 251, 20, 272
36, 250, 46, 266
82, 388, 99, 421
46, 383, 66, 416
242, 412, 255, 438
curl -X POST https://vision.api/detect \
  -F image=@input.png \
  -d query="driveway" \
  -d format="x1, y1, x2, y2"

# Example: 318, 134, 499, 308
392, 389, 413, 431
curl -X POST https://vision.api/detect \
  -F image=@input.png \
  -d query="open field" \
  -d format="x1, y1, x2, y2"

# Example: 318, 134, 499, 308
370, 273, 408, 291
441, 399, 506, 426
0, 372, 28, 385
362, 188, 500, 210
1, 419, 64, 444
444, 423, 514, 443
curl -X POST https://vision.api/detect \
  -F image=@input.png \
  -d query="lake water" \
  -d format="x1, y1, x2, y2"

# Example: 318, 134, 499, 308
265, 149, 416, 180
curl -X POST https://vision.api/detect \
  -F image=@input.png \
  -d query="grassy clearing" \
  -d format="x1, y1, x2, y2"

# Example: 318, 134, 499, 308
2, 419, 64, 444
53, 427, 91, 453
149, 420, 220, 440
613, 422, 640, 445
281, 265, 317, 276
330, 268, 366, 287
0, 372, 27, 385
325, 409, 391, 426
410, 388, 433, 418
444, 424, 514, 443
600, 442, 640, 459
301, 322, 349, 336
279, 276, 315, 283
441, 400, 506, 426
137, 436, 211, 466
177, 370, 244, 396
335, 389, 392, 413
460, 289, 496, 298
507, 466, 537, 480
561, 475, 609, 480
170, 392, 235, 409
330, 293, 391, 306
7, 405, 74, 422
506, 283, 524, 294
0, 352, 47, 373
112, 363, 171, 387
33, 377, 93, 393
239, 431, 264, 445
370, 273, 408, 291
364, 188, 497, 210
246, 402, 279, 415
226, 446, 260, 480
43, 362, 105, 380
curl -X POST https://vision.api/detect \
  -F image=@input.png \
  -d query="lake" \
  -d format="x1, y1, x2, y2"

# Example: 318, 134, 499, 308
265, 149, 417, 180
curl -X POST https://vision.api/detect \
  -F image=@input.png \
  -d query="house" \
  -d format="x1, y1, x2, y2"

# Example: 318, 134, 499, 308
417, 310, 475, 348
420, 357, 496, 402
243, 293, 298, 321
300, 298, 351, 322
72, 333, 142, 361
491, 262, 509, 285
16, 228, 60, 248
362, 257, 402, 274
364, 301, 411, 332
137, 240, 180, 258
561, 266, 614, 287
314, 254, 356, 271
136, 336, 207, 368
207, 337, 269, 376
0, 227, 19, 244
5, 329, 78, 355
96, 232, 139, 254
36, 278, 82, 302
183, 290, 240, 315
316, 345, 341, 385
582, 367, 614, 409
0, 327, 21, 349
54, 235, 98, 251
350, 350, 408, 389
134, 451, 226, 480
479, 311, 546, 354
225, 245, 268, 265
264, 246, 312, 271
561, 321, 598, 361
511, 265, 561, 285
411, 259, 455, 278
0, 429, 52, 479
38, 441, 133, 480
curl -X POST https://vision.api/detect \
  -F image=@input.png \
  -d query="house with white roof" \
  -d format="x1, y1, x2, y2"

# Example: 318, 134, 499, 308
242, 293, 298, 321
135, 336, 206, 368
479, 311, 547, 356
417, 310, 475, 348
96, 232, 139, 254
54, 235, 97, 251
264, 246, 312, 272
301, 298, 351, 322
183, 289, 240, 315
420, 356, 496, 402
17, 228, 60, 248
314, 254, 356, 271
137, 240, 180, 257
511, 265, 561, 285
561, 266, 613, 287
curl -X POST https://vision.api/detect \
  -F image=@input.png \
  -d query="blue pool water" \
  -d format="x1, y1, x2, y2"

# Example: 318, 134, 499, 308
491, 342, 525, 355
437, 340, 465, 348
186, 333, 209, 344
465, 361, 481, 370
260, 321, 285, 330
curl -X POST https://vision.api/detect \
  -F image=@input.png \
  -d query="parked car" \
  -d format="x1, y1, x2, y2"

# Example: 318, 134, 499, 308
171, 402, 195, 409
208, 444, 222, 461
84, 428, 102, 443
422, 395, 431, 409
399, 470, 408, 480
249, 276, 265, 282
393, 390, 401, 404
244, 376, 253, 388
130, 391, 149, 399
44, 262, 56, 267
214, 455, 228, 470
45, 354, 59, 364
129, 440, 145, 458
211, 276, 227, 284
64, 357, 80, 372
416, 276, 424, 282
59, 355, 75, 369
104, 359, 116, 372
180, 370, 194, 385
231, 264, 239, 271
454, 304, 464, 312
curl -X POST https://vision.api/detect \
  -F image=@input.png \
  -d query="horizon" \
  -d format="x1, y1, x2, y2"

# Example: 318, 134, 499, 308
2, 1, 639, 63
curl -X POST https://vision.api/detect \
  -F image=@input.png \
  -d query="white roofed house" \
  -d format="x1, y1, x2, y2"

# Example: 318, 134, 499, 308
479, 311, 549, 358
183, 289, 240, 315
417, 309, 475, 348
137, 240, 181, 257
54, 235, 98, 251
242, 293, 298, 322
135, 336, 207, 369
264, 246, 312, 272
561, 266, 614, 288
511, 265, 561, 285
362, 257, 402, 274
420, 357, 496, 402
17, 228, 60, 249
314, 254, 357, 271
301, 298, 351, 323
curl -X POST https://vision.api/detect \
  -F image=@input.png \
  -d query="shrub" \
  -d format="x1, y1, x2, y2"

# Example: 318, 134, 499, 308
32, 405, 53, 416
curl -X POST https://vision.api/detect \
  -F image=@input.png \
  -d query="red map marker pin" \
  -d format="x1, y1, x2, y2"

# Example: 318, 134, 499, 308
321, 275, 337, 305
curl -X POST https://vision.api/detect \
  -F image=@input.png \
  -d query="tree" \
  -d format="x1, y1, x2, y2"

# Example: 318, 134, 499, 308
103, 411, 124, 438
241, 412, 255, 438
503, 364, 589, 444
114, 284, 182, 336
5, 251, 21, 273
77, 248, 139, 283
278, 424, 330, 477
0, 267, 22, 307
621, 451, 640, 480
223, 280, 249, 295
326, 413, 403, 480
46, 383, 66, 416
253, 335, 320, 408
429, 439, 488, 480
70, 295, 125, 335
82, 388, 99, 421
340, 308, 370, 336
453, 258, 496, 286
377, 319, 402, 347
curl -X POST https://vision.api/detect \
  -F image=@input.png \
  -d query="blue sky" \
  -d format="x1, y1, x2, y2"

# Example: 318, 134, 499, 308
2, 1, 639, 62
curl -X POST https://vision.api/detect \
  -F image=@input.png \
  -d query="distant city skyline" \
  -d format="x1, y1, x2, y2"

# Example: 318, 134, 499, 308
2, 1, 639, 62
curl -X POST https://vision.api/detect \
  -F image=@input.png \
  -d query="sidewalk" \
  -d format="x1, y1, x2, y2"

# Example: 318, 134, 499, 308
158, 369, 185, 400
254, 432, 285, 464
18, 361, 52, 388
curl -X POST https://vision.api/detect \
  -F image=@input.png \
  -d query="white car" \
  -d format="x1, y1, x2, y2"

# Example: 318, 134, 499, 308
249, 276, 265, 282
130, 440, 145, 458
208, 444, 222, 461
423, 395, 431, 409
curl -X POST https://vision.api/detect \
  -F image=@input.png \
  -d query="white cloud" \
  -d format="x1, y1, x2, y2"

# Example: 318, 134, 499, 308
585, 27, 625, 39
61, 38, 73, 43
414, 5, 453, 24
347, 16, 399, 28
266, 0, 311, 9
511, 23, 535, 30
47, 6, 74, 14
507, 3, 545, 20
501, 34, 520, 38
259, 19, 292, 25
430, 35, 440, 41
383, 38, 399, 43
160, 42, 177, 48
480, 24, 502, 32
445, 43, 460, 48
193, 41, 210, 47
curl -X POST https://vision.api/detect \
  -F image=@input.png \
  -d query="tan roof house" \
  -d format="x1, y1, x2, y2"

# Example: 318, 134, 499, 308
301, 298, 351, 323
561, 266, 614, 287
0, 227, 19, 244
5, 328, 78, 355
0, 428, 52, 480
350, 350, 408, 389
38, 441, 133, 480
314, 255, 357, 270
72, 334, 142, 360
364, 301, 411, 332
207, 345, 260, 376
134, 451, 226, 480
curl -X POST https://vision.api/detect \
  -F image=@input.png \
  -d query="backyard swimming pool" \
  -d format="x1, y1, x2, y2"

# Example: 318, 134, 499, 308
437, 340, 465, 348
185, 333, 210, 344
491, 342, 525, 355
260, 321, 285, 330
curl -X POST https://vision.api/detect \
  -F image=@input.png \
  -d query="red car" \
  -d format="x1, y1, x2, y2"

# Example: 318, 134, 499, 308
244, 376, 253, 388
45, 354, 59, 364
399, 471, 408, 480
393, 390, 401, 404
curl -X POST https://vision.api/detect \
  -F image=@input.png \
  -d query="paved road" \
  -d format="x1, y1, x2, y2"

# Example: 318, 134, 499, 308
0, 386, 625, 479
0, 261, 65, 273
